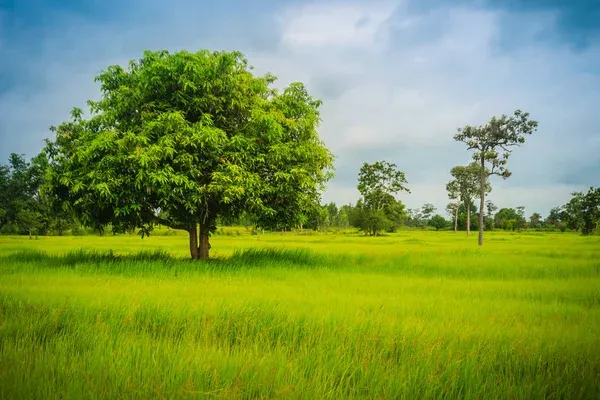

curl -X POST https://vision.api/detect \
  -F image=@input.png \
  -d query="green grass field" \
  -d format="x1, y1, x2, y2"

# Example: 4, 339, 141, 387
1, 230, 599, 399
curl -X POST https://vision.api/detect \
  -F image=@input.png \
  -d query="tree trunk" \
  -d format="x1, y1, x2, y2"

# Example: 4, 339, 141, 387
198, 222, 210, 260
478, 155, 485, 246
28, 227, 32, 240
454, 206, 458, 232
188, 225, 199, 259
466, 202, 471, 236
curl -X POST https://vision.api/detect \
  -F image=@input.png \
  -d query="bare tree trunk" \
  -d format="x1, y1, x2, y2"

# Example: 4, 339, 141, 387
478, 155, 485, 246
466, 202, 471, 236
198, 222, 210, 260
454, 206, 458, 232
188, 225, 198, 259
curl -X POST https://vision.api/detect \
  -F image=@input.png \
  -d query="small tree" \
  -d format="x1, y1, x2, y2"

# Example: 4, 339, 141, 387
445, 202, 460, 232
529, 212, 542, 229
429, 214, 448, 231
336, 208, 350, 229
515, 206, 527, 231
545, 207, 563, 228
326, 202, 338, 226
420, 203, 436, 224
16, 209, 42, 239
356, 161, 409, 235
454, 110, 538, 245
406, 208, 424, 228
485, 200, 498, 229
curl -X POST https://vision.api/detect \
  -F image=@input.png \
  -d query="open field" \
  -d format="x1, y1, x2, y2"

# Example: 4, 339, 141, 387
1, 230, 599, 399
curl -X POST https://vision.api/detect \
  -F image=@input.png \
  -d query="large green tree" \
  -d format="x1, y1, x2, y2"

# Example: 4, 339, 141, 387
446, 162, 490, 236
46, 50, 334, 259
355, 161, 409, 235
454, 110, 538, 245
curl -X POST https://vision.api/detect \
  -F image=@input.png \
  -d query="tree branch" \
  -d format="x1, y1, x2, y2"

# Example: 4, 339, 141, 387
155, 215, 189, 231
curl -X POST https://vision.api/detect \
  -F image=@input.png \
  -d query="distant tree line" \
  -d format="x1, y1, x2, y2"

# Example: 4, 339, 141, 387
2, 152, 598, 237
0, 153, 82, 237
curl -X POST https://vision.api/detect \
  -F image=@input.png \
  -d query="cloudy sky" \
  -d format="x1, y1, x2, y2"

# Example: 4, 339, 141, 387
1, 0, 599, 217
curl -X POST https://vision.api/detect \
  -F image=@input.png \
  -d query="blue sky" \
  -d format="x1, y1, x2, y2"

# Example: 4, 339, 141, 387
1, 0, 599, 216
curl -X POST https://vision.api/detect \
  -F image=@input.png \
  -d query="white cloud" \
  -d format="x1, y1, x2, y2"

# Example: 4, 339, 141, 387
279, 0, 397, 48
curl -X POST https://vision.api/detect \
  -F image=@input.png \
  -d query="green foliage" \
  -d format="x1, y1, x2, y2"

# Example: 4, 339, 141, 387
454, 110, 539, 180
446, 163, 490, 203
529, 212, 542, 229
0, 152, 78, 236
420, 203, 436, 221
456, 201, 479, 231
428, 214, 448, 231
351, 193, 407, 235
562, 188, 600, 235
16, 209, 42, 238
357, 161, 409, 200
0, 154, 32, 231
46, 49, 334, 259
515, 206, 527, 231
354, 161, 409, 235
485, 201, 498, 219
494, 208, 527, 231
336, 207, 350, 229
545, 207, 564, 228
306, 204, 330, 231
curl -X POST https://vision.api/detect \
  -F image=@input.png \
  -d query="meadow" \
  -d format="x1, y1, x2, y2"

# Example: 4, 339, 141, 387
0, 229, 599, 399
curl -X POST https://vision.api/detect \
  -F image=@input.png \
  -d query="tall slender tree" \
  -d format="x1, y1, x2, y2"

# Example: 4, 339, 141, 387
454, 110, 538, 245
446, 202, 460, 232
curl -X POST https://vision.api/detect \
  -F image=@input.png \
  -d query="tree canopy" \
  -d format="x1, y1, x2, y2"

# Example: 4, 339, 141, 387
562, 188, 600, 235
46, 49, 334, 259
354, 161, 409, 235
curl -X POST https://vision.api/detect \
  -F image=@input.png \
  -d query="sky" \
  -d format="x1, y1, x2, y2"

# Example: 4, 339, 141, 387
1, 0, 599, 217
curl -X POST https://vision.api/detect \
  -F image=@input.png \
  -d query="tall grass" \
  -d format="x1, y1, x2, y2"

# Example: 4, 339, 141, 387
1, 231, 599, 399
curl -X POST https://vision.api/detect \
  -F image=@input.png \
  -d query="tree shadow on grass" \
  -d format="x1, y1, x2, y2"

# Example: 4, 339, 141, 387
0, 248, 338, 272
